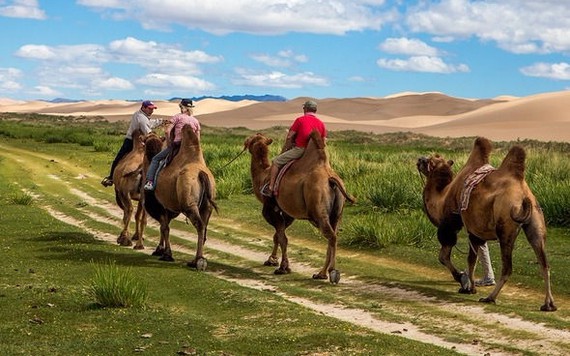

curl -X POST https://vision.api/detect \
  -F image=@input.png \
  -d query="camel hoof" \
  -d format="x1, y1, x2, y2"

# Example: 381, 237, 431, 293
133, 245, 144, 250
152, 248, 164, 256
119, 239, 133, 247
479, 297, 496, 304
274, 268, 290, 275
459, 272, 471, 290
329, 270, 341, 284
312, 273, 327, 280
188, 258, 208, 271
540, 303, 557, 312
264, 258, 279, 267
159, 255, 175, 262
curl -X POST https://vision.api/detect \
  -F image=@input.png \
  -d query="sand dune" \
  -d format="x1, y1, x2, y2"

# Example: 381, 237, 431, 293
1, 91, 569, 142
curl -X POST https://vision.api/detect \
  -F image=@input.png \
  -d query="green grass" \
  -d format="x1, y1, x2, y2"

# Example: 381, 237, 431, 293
1, 114, 570, 355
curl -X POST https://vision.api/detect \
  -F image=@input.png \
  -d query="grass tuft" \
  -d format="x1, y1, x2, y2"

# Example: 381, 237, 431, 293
89, 260, 148, 308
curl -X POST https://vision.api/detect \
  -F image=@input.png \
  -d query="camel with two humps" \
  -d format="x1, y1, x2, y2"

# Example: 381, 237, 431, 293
417, 137, 556, 311
143, 125, 217, 270
112, 129, 148, 249
244, 131, 355, 284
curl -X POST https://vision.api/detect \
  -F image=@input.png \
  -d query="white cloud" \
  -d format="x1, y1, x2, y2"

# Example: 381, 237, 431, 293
78, 0, 394, 35
233, 68, 329, 88
520, 62, 570, 80
30, 85, 62, 97
136, 73, 216, 92
251, 50, 308, 68
95, 77, 134, 90
108, 37, 222, 74
0, 0, 46, 19
13, 36, 222, 97
377, 56, 469, 73
406, 0, 570, 54
0, 67, 23, 92
380, 37, 439, 56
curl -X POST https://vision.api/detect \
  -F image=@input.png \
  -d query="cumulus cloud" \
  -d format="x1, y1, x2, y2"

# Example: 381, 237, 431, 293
520, 62, 570, 80
380, 37, 440, 56
30, 85, 62, 97
78, 0, 394, 35
251, 50, 308, 68
0, 0, 46, 20
0, 67, 23, 92
406, 0, 570, 54
136, 73, 216, 92
377, 56, 469, 73
233, 68, 329, 88
13, 36, 221, 97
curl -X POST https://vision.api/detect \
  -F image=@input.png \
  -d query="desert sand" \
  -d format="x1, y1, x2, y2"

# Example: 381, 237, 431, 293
1, 91, 570, 142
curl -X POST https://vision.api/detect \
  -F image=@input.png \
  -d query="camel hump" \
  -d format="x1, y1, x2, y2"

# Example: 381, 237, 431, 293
309, 130, 325, 149
466, 136, 492, 165
498, 145, 526, 180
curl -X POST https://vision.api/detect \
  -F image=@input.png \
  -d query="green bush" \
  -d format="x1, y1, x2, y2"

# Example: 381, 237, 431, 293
89, 260, 148, 308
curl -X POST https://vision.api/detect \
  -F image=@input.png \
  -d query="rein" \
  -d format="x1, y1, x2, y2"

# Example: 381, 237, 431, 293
218, 147, 246, 171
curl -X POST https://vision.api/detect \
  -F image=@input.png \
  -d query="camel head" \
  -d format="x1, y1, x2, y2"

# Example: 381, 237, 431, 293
417, 155, 454, 185
244, 133, 273, 154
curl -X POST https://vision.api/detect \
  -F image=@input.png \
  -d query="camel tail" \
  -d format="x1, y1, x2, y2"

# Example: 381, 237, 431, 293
199, 171, 218, 213
499, 145, 526, 180
329, 177, 356, 204
511, 197, 532, 224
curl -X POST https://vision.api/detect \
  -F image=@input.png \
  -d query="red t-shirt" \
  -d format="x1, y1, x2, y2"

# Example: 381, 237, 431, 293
289, 113, 326, 148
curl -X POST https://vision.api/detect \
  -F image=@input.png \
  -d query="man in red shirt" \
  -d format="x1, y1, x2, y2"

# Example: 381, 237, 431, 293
261, 100, 326, 196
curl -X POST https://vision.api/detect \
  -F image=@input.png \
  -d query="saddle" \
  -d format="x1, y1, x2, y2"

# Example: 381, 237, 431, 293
460, 164, 496, 211
273, 159, 297, 196
151, 141, 182, 184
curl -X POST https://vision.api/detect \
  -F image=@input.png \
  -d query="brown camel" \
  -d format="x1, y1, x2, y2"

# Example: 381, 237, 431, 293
417, 137, 556, 311
112, 129, 147, 249
143, 125, 217, 270
244, 131, 355, 284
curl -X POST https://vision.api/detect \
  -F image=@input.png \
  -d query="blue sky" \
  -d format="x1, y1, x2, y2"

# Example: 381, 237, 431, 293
2, 0, 570, 101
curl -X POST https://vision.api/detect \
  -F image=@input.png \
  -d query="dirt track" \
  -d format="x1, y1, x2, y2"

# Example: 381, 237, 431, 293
4, 142, 570, 356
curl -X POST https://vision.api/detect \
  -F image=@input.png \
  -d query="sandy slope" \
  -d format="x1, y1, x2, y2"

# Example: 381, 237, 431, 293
1, 91, 570, 142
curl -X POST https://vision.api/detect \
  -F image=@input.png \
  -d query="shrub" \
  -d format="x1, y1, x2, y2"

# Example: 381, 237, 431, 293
9, 192, 34, 206
89, 260, 148, 308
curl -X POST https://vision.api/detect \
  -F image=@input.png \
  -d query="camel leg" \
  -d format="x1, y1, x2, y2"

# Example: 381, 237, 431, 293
462, 234, 483, 294
116, 191, 133, 246
479, 233, 516, 305
132, 201, 146, 250
264, 232, 280, 267
523, 215, 557, 311
437, 215, 465, 284
185, 204, 208, 270
261, 202, 293, 272
313, 221, 339, 284
157, 218, 174, 262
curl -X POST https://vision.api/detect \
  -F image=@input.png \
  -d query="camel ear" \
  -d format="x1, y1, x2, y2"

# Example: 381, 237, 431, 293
267, 138, 273, 145
448, 160, 454, 166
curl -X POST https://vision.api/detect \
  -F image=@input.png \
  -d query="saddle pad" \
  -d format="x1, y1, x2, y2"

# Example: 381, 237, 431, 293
273, 159, 297, 196
460, 164, 496, 211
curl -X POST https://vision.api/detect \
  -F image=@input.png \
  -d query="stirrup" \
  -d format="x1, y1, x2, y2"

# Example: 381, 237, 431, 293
260, 183, 273, 197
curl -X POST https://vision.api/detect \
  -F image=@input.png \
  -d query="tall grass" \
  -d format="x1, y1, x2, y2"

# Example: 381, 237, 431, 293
89, 260, 148, 308
3, 114, 570, 250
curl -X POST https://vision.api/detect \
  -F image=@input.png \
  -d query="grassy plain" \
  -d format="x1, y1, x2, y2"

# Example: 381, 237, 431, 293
1, 114, 569, 355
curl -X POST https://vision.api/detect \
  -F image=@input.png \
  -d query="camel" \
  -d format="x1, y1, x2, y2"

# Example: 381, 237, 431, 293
244, 131, 355, 284
143, 125, 217, 270
112, 129, 147, 249
417, 137, 556, 311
